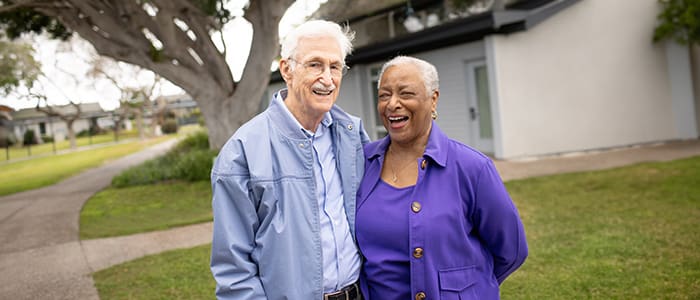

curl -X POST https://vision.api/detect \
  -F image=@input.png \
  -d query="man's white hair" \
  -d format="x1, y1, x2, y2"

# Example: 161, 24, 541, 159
378, 56, 439, 94
280, 20, 355, 61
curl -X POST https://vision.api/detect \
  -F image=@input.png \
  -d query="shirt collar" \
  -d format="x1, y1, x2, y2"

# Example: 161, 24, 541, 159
276, 89, 333, 138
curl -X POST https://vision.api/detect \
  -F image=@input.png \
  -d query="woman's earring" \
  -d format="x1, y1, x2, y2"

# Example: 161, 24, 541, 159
431, 110, 438, 120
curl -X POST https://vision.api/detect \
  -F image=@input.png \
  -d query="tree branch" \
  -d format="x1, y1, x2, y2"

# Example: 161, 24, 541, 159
25, 0, 226, 96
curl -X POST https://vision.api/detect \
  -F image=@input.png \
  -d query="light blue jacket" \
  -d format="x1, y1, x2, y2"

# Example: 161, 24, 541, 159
210, 90, 370, 299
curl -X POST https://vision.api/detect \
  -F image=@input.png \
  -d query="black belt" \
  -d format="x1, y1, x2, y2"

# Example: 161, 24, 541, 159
323, 282, 360, 300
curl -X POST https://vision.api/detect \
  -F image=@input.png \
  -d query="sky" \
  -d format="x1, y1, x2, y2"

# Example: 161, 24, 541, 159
0, 0, 326, 111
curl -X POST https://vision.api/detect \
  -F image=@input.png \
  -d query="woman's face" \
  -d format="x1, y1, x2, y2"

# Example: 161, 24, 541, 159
377, 63, 438, 146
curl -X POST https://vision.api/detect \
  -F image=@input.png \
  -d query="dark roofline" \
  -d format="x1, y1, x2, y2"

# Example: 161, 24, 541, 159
347, 0, 579, 64
271, 0, 579, 83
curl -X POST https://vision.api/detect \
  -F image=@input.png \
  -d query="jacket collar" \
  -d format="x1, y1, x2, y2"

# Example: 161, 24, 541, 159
366, 120, 448, 168
269, 89, 354, 140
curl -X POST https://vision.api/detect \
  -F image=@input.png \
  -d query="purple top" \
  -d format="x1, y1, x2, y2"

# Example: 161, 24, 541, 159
356, 180, 413, 300
356, 122, 528, 300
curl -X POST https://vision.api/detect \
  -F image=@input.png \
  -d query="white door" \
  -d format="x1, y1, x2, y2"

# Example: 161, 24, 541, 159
465, 61, 494, 154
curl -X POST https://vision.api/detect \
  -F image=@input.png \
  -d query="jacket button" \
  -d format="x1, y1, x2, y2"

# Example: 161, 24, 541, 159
421, 159, 427, 169
415, 292, 426, 300
347, 124, 353, 130
411, 201, 421, 213
413, 247, 423, 258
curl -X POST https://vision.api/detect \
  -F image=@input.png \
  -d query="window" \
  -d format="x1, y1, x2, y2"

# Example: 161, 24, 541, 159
39, 122, 46, 135
369, 66, 387, 139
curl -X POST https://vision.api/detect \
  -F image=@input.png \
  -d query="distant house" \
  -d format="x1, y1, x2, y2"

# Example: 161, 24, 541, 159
266, 0, 699, 159
10, 103, 115, 143
8, 94, 200, 144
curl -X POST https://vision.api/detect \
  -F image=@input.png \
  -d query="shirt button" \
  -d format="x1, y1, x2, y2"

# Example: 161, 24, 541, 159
347, 124, 353, 130
298, 143, 305, 148
413, 247, 424, 258
421, 159, 427, 169
411, 201, 421, 213
415, 292, 426, 300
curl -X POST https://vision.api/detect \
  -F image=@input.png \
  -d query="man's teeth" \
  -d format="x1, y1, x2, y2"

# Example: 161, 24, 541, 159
313, 89, 332, 95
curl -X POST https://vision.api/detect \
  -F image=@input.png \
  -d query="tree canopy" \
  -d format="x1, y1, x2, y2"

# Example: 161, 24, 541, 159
0, 0, 295, 149
0, 37, 40, 95
654, 0, 700, 45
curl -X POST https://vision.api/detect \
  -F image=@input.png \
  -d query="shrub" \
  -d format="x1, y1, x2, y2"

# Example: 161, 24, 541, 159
23, 129, 37, 146
174, 130, 209, 152
111, 131, 216, 187
161, 119, 178, 134
41, 135, 54, 143
172, 149, 218, 181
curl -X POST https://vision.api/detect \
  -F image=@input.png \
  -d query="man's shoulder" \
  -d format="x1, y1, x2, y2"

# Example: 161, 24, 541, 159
233, 111, 272, 138
330, 104, 361, 124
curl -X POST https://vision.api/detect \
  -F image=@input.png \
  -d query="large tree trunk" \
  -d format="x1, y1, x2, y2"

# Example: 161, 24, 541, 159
190, 0, 292, 149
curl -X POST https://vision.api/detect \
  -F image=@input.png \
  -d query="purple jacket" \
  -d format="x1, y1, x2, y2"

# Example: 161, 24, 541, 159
356, 122, 528, 299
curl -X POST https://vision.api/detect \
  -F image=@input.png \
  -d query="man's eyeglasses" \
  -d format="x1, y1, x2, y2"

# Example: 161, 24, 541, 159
289, 59, 349, 77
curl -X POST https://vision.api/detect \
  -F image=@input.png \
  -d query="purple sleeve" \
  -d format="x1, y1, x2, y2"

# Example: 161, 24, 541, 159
472, 159, 528, 284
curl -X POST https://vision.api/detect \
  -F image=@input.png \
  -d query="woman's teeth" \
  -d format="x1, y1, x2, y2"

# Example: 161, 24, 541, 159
388, 116, 408, 122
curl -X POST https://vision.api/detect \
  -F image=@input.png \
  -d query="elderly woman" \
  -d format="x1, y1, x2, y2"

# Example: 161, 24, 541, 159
356, 56, 528, 300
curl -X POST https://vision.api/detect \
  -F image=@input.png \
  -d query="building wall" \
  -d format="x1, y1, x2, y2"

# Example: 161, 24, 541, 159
490, 0, 683, 158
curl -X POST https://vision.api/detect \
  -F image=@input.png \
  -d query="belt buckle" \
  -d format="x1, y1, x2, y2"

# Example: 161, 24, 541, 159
323, 286, 352, 300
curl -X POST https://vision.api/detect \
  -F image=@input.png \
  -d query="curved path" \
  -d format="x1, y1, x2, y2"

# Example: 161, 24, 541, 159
0, 139, 211, 300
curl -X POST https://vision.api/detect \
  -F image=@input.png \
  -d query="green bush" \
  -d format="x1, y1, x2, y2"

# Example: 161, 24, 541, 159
23, 129, 37, 145
174, 130, 209, 152
111, 131, 216, 187
41, 135, 54, 143
161, 119, 178, 134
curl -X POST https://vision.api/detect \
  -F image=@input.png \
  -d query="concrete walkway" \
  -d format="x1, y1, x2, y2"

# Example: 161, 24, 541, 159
0, 138, 699, 299
0, 139, 194, 300
494, 139, 700, 181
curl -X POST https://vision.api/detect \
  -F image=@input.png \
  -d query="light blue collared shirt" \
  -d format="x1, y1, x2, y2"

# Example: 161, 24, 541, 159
281, 102, 361, 293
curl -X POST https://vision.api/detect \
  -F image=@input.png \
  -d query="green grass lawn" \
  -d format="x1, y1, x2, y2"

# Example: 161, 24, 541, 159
91, 156, 700, 299
93, 244, 214, 300
500, 156, 700, 299
80, 180, 212, 239
2, 131, 140, 161
0, 136, 171, 196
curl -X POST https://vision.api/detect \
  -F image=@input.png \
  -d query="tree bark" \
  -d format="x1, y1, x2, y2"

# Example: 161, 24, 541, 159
65, 119, 76, 149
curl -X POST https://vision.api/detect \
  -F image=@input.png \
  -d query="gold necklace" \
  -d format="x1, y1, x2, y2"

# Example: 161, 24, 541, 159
388, 147, 419, 183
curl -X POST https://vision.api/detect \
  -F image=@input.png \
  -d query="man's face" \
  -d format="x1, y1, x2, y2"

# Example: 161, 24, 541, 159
280, 36, 345, 122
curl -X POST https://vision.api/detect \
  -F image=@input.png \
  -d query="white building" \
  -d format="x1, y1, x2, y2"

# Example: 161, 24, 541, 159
10, 103, 116, 143
266, 0, 699, 160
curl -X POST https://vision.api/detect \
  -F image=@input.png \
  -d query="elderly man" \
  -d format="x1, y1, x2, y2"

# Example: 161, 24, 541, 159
210, 20, 369, 300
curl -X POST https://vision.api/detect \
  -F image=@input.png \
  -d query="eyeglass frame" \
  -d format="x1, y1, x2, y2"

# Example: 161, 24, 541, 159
287, 58, 350, 77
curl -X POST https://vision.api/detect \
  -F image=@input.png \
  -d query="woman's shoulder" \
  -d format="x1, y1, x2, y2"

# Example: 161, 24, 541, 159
445, 138, 493, 167
363, 139, 386, 157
